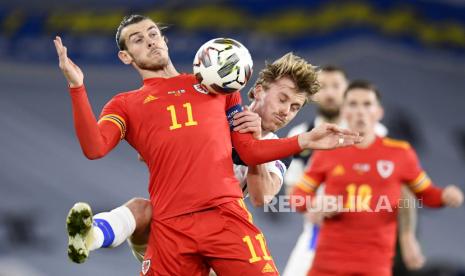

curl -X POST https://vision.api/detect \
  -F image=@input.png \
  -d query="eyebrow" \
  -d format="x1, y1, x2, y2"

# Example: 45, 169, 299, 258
279, 92, 290, 100
128, 25, 158, 41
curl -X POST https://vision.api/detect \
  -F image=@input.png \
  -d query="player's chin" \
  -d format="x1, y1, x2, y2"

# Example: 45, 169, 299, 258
262, 122, 278, 133
271, 122, 283, 132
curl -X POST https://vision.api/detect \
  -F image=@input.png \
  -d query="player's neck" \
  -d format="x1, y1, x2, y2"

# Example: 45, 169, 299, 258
356, 132, 376, 148
139, 63, 180, 79
321, 115, 342, 125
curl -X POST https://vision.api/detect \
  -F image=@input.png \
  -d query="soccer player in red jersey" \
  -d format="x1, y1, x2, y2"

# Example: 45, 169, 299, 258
284, 66, 425, 275
54, 15, 360, 275
291, 80, 464, 276
66, 52, 318, 269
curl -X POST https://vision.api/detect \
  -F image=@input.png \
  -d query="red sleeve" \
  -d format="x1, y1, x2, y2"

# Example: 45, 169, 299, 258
290, 151, 326, 212
225, 91, 242, 109
69, 85, 125, 159
225, 92, 303, 165
402, 147, 443, 207
232, 133, 302, 166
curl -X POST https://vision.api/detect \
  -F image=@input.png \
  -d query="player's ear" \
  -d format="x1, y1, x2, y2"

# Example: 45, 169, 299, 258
253, 85, 265, 100
376, 105, 384, 121
118, 50, 133, 65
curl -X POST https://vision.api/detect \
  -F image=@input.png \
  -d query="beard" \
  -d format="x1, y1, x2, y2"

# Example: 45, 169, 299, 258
135, 58, 168, 71
130, 51, 169, 71
317, 105, 340, 121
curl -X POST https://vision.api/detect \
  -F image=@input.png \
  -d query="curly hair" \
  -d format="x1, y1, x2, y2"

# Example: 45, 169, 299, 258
248, 52, 319, 104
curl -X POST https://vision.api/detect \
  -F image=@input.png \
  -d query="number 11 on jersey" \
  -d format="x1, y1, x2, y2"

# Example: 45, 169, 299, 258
167, 102, 198, 130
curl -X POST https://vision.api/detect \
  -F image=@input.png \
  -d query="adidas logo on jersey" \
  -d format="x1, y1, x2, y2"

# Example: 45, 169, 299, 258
143, 95, 158, 104
331, 165, 345, 176
261, 262, 275, 273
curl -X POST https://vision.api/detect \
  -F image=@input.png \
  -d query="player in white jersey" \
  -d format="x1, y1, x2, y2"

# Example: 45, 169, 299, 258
283, 65, 422, 276
65, 53, 321, 266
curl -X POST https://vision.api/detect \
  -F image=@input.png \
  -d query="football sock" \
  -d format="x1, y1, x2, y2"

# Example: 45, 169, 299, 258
89, 205, 136, 250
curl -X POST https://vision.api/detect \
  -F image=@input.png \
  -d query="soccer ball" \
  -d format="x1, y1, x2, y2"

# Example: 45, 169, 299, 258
193, 38, 253, 95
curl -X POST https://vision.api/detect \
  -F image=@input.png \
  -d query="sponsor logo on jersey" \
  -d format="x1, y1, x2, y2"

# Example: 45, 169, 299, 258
193, 83, 209, 94
377, 160, 394, 178
353, 163, 370, 174
168, 89, 186, 96
143, 95, 158, 104
142, 259, 151, 275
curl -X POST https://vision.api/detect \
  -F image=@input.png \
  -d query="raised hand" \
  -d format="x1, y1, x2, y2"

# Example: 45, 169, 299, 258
298, 123, 362, 150
53, 36, 84, 88
232, 106, 262, 139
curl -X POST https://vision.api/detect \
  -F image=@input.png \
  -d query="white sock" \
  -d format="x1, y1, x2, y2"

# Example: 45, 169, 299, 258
88, 206, 136, 251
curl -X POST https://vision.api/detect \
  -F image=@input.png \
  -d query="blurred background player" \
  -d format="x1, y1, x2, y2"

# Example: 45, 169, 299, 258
283, 66, 425, 276
283, 66, 385, 275
290, 80, 463, 276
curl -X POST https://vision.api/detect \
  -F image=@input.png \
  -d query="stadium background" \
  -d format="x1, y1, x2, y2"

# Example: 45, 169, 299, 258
1, 0, 465, 275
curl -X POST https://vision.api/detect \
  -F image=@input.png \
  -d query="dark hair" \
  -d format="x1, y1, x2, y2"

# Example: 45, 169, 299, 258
344, 80, 382, 103
320, 64, 348, 79
115, 14, 168, 51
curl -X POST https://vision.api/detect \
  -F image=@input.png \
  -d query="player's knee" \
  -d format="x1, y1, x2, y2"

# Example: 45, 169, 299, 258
125, 197, 152, 229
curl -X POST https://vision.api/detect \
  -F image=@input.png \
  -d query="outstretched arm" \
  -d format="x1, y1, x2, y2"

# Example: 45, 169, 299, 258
232, 122, 362, 166
54, 36, 121, 159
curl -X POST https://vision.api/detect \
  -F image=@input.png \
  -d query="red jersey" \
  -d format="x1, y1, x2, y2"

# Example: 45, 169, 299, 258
69, 74, 301, 221
291, 136, 443, 273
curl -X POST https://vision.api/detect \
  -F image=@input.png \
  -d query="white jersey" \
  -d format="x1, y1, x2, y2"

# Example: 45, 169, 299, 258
233, 132, 290, 197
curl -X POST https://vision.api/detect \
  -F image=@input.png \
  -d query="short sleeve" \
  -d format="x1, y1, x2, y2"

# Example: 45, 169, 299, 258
401, 147, 432, 193
294, 150, 327, 194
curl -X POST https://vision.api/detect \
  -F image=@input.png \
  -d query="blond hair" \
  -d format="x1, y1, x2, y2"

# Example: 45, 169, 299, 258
248, 52, 319, 103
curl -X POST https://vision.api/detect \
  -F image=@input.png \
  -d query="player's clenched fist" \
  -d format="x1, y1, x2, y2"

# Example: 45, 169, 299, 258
442, 185, 464, 208
53, 36, 84, 88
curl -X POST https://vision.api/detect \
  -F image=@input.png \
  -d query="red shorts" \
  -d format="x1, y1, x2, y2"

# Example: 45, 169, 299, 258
309, 266, 391, 276
140, 199, 279, 276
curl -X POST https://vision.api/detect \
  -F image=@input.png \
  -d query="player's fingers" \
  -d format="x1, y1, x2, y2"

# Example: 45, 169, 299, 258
234, 121, 260, 131
233, 114, 259, 126
53, 39, 61, 55
233, 110, 258, 120
327, 124, 360, 137
237, 127, 260, 134
334, 135, 358, 148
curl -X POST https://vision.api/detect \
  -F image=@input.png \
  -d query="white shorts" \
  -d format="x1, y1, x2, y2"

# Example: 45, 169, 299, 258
283, 220, 319, 276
